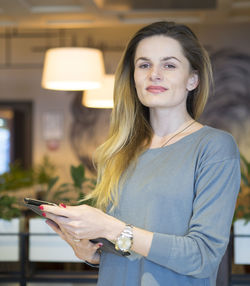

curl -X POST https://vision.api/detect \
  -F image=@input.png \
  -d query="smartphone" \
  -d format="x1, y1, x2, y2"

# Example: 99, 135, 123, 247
23, 197, 130, 257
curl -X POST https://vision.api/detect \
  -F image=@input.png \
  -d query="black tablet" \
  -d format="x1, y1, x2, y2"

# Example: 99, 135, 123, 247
23, 197, 130, 257
24, 197, 57, 217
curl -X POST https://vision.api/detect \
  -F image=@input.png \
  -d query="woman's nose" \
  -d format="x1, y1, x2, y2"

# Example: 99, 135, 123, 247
149, 68, 162, 81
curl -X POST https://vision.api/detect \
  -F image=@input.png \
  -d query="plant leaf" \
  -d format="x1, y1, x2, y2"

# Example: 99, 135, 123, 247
47, 176, 59, 191
71, 164, 85, 189
241, 173, 250, 187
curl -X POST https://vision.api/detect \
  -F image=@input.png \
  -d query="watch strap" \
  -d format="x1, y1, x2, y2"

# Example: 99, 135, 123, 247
122, 224, 133, 238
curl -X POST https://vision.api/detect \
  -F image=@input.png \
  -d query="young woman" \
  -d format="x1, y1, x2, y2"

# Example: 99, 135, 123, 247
41, 21, 241, 286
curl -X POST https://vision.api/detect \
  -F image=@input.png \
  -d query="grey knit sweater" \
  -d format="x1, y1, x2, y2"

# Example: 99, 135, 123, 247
97, 126, 241, 286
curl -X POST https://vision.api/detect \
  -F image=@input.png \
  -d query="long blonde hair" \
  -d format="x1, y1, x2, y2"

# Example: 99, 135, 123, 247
87, 21, 213, 210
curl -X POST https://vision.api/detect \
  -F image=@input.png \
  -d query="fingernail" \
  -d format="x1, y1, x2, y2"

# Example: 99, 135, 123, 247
98, 243, 103, 247
39, 205, 44, 210
60, 203, 66, 208
42, 212, 46, 217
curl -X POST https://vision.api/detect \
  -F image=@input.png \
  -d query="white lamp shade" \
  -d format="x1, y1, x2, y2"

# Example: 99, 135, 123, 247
82, 74, 114, 108
41, 47, 105, 91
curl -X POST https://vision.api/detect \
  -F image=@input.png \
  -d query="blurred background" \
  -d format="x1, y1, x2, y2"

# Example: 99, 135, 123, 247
0, 0, 250, 176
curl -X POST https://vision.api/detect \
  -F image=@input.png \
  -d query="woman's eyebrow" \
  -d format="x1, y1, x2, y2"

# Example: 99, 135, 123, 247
135, 56, 181, 63
135, 57, 150, 63
161, 56, 181, 63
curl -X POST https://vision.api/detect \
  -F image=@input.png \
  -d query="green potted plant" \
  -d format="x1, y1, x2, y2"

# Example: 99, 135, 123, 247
47, 163, 96, 205
0, 162, 34, 191
0, 195, 21, 221
0, 161, 35, 220
0, 194, 21, 261
234, 154, 250, 223
0, 156, 58, 261
29, 163, 96, 262
0, 162, 32, 261
233, 154, 250, 265
0, 156, 58, 222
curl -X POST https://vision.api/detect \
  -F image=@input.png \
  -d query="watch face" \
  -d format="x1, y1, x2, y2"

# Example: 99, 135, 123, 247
117, 236, 132, 252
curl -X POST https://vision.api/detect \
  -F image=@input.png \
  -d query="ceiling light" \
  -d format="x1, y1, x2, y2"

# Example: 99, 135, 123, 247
82, 74, 114, 108
41, 47, 105, 91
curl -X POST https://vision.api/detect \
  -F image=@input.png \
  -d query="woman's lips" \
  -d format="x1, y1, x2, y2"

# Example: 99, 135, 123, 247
146, 86, 168, 93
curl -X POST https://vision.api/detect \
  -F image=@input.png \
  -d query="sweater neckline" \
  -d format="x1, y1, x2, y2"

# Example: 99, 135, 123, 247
147, 125, 208, 152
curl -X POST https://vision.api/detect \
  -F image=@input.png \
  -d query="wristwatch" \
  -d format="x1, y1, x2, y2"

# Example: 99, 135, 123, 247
115, 224, 133, 252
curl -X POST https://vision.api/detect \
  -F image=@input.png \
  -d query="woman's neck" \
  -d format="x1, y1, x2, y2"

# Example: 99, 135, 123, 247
149, 108, 192, 137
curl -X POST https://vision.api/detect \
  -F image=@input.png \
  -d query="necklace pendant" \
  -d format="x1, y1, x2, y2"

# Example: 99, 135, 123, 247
160, 120, 196, 148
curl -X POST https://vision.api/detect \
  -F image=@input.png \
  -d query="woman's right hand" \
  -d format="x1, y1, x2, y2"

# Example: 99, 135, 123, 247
45, 219, 101, 264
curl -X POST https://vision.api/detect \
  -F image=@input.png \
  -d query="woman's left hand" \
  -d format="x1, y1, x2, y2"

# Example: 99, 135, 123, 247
41, 204, 125, 241
45, 219, 101, 264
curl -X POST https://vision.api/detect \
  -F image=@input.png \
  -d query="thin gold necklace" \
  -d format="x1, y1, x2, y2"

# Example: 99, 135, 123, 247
160, 120, 196, 148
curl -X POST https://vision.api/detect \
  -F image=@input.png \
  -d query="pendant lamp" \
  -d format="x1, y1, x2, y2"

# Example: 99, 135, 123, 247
41, 47, 105, 91
82, 74, 114, 108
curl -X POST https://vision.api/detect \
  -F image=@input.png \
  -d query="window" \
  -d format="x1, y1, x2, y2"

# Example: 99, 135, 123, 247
0, 102, 32, 171
0, 110, 13, 174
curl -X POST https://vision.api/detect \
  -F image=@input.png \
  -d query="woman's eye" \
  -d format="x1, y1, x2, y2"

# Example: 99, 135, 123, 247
138, 63, 150, 69
163, 63, 176, 69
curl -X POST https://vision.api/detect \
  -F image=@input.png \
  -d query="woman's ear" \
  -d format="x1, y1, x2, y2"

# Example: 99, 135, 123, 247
187, 71, 199, 91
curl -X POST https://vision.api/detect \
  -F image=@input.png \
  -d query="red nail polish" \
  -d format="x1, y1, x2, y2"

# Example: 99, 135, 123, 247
98, 243, 103, 247
42, 212, 46, 217
39, 205, 44, 210
60, 203, 66, 208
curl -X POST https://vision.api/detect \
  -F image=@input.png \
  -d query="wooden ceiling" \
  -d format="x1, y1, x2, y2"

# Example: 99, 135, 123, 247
0, 0, 250, 29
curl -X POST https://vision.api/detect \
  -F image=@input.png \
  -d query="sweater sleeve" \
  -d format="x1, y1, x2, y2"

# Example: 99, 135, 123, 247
146, 137, 241, 278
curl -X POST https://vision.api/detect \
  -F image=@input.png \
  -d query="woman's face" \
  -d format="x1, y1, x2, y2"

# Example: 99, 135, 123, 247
134, 35, 198, 112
